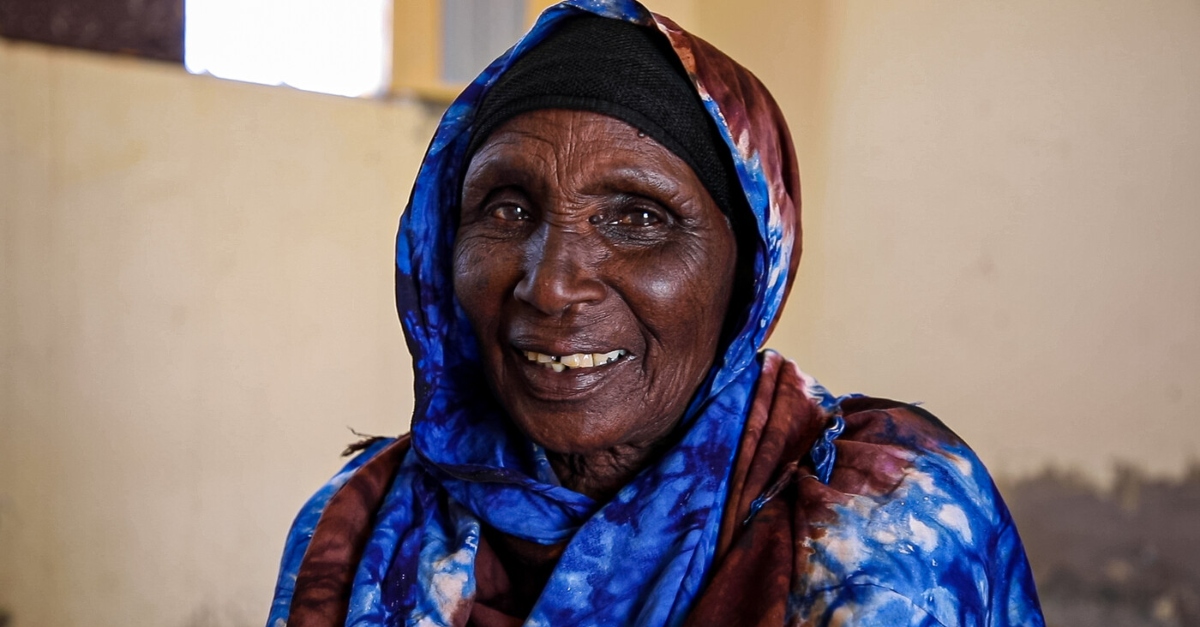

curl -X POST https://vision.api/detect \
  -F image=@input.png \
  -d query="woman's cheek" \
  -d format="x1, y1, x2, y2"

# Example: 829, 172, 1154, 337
627, 239, 734, 373
453, 235, 502, 324
629, 242, 725, 315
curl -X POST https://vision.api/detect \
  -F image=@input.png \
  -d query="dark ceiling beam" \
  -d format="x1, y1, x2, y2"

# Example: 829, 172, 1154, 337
0, 0, 184, 62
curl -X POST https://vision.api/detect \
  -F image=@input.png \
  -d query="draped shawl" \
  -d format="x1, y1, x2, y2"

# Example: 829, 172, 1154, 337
267, 1, 1045, 625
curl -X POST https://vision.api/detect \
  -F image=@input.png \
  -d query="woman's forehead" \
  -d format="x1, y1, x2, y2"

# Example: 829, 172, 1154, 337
474, 110, 654, 154
464, 109, 702, 186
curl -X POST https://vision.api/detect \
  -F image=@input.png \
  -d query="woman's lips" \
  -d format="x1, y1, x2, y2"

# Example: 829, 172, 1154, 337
508, 345, 635, 401
521, 349, 627, 372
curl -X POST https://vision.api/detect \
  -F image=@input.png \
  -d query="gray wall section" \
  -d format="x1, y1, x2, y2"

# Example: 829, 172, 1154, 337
442, 0, 526, 84
1005, 469, 1200, 627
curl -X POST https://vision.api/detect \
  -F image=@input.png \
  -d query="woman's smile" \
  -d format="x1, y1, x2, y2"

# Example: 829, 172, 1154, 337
518, 348, 628, 372
509, 344, 635, 402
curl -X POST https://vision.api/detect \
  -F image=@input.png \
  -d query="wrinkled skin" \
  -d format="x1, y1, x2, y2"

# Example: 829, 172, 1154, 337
454, 109, 737, 502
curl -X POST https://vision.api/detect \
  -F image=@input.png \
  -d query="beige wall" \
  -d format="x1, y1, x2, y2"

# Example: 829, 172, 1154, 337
1, 1, 1199, 625
689, 0, 1200, 480
0, 42, 436, 626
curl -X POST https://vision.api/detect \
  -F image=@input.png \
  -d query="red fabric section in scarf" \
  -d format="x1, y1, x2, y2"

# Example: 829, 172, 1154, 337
288, 436, 410, 627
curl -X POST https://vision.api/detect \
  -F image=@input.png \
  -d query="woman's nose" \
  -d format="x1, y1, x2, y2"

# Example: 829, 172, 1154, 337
513, 226, 606, 316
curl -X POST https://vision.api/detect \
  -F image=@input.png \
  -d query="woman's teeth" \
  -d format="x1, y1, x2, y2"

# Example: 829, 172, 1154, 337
523, 349, 626, 372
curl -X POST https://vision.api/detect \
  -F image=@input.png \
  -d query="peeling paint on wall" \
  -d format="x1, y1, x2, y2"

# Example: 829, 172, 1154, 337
1003, 467, 1200, 627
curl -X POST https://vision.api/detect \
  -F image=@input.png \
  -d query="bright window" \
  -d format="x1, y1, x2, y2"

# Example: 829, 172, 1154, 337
184, 0, 392, 98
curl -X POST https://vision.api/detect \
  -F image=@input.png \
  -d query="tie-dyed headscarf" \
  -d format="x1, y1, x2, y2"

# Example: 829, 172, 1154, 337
267, 1, 1044, 625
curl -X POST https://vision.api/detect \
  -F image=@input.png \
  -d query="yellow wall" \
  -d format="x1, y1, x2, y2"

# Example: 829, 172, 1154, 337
0, 42, 435, 625
2, 1, 1199, 625
689, 0, 1200, 479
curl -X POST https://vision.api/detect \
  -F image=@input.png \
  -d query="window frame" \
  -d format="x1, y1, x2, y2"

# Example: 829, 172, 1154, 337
391, 0, 555, 102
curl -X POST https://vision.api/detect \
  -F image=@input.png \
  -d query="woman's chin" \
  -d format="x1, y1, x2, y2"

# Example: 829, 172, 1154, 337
489, 346, 698, 464
513, 406, 683, 464
513, 413, 633, 457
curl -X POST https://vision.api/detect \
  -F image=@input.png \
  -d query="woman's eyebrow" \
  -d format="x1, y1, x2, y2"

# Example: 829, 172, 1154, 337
596, 167, 684, 193
590, 167, 708, 215
463, 156, 547, 194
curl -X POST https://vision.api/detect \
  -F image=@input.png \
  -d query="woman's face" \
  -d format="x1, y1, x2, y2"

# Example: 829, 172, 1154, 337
454, 109, 737, 456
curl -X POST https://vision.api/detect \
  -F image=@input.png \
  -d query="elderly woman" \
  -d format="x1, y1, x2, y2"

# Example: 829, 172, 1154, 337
267, 2, 1044, 625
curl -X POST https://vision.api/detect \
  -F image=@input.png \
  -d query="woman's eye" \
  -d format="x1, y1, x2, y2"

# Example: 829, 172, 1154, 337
490, 203, 529, 221
616, 209, 662, 227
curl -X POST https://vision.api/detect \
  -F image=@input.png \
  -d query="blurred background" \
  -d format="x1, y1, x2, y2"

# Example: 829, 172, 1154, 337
1, 0, 1197, 625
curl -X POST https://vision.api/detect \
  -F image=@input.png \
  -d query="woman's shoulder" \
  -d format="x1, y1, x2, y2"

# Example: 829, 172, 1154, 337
794, 397, 1044, 626
692, 369, 1043, 626
828, 397, 986, 501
